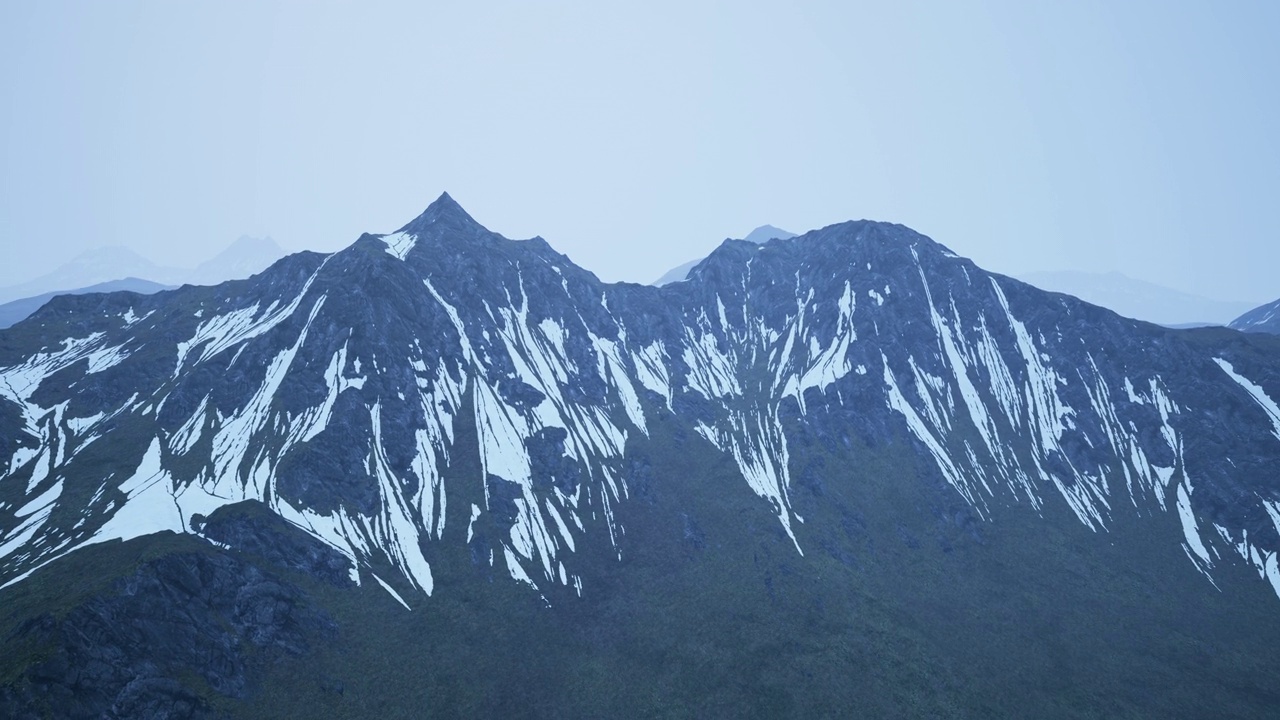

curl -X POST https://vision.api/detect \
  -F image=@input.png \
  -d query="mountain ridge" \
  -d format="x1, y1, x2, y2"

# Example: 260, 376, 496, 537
3, 194, 1280, 716
1231, 296, 1280, 334
0, 277, 174, 330
4, 196, 1278, 599
1016, 269, 1259, 326
652, 223, 798, 286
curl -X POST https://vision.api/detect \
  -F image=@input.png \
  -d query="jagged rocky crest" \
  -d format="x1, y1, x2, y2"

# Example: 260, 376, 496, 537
3, 192, 1280, 611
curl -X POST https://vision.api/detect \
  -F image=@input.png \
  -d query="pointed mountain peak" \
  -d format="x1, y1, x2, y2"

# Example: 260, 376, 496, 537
396, 191, 485, 235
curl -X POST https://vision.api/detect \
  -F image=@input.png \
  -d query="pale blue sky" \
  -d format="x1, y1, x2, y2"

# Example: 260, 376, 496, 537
2, 1, 1277, 301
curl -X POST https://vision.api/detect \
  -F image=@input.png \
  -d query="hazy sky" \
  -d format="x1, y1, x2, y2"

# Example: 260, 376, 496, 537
2, 1, 1277, 301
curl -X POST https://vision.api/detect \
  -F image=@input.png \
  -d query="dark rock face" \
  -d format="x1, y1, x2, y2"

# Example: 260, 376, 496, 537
527, 427, 582, 495
0, 549, 335, 719
195, 501, 357, 588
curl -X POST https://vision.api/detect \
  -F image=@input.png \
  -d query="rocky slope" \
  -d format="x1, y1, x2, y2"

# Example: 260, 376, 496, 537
1232, 296, 1280, 334
3, 194, 1280, 716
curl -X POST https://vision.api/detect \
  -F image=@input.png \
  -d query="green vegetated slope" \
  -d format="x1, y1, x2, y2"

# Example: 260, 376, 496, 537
6, 398, 1280, 720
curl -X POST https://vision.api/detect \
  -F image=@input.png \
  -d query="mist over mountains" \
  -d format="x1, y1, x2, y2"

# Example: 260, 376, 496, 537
2, 195, 1280, 718
1016, 269, 1261, 327
0, 235, 286, 306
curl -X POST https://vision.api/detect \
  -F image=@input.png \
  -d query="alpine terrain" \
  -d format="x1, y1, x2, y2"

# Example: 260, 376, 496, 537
1232, 297, 1280, 335
3, 194, 1280, 718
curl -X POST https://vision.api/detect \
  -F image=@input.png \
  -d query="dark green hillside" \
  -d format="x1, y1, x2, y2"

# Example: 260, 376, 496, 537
6, 408, 1280, 719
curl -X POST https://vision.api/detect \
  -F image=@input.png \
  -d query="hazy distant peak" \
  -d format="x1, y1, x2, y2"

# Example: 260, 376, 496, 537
1016, 269, 1258, 326
653, 224, 797, 286
228, 234, 281, 251
740, 225, 797, 244
0, 246, 189, 304
653, 259, 701, 287
66, 245, 158, 267
187, 235, 288, 287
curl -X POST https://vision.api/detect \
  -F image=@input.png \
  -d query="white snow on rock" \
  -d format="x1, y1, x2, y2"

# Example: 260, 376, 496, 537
381, 232, 417, 261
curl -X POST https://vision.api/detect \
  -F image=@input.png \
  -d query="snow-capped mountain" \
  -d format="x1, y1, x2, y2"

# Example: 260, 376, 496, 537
3, 194, 1280, 717
1231, 297, 1280, 334
1017, 269, 1258, 327
652, 224, 796, 286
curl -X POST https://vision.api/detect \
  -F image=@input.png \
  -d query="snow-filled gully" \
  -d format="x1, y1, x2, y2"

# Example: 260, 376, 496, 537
3, 245, 1280, 611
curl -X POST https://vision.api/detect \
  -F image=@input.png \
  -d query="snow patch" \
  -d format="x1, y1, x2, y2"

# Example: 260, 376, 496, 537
381, 231, 417, 261
1214, 358, 1280, 441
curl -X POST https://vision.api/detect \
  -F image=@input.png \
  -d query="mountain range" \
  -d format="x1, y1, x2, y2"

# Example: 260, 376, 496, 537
0, 278, 174, 330
0, 236, 286, 307
1015, 269, 1259, 327
3, 194, 1280, 718
659, 237, 1257, 329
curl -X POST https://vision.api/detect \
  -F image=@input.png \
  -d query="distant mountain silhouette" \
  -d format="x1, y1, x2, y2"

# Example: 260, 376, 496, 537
0, 277, 173, 329
653, 225, 797, 286
0, 237, 287, 309
1017, 270, 1258, 326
